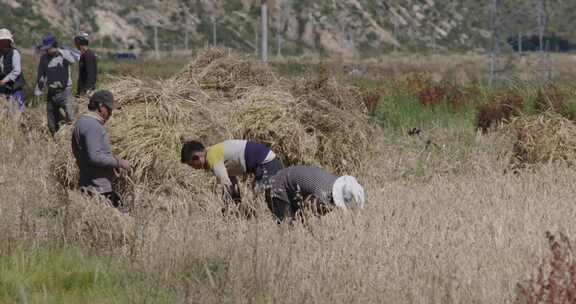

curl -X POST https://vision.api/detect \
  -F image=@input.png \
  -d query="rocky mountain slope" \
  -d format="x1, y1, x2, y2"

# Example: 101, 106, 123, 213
0, 0, 573, 56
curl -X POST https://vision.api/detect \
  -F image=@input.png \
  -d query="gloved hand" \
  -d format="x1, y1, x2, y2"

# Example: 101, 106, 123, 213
34, 87, 43, 97
224, 184, 242, 205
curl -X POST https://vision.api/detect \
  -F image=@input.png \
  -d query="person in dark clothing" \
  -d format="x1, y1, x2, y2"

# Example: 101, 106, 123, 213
71, 90, 131, 207
34, 34, 77, 136
265, 165, 365, 222
0, 28, 25, 116
74, 32, 97, 97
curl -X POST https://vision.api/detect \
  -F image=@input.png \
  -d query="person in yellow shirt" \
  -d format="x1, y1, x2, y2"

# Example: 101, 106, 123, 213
181, 139, 283, 204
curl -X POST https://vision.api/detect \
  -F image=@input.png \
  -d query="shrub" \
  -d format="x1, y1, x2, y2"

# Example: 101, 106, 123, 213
515, 232, 576, 304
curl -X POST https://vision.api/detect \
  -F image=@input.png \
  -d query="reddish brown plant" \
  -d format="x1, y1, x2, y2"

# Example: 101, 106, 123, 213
515, 232, 576, 304
476, 91, 523, 133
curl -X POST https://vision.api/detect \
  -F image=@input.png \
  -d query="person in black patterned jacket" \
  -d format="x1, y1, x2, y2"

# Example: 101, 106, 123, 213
265, 165, 365, 222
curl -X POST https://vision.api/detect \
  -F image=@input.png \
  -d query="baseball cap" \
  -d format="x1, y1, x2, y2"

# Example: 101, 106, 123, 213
89, 90, 119, 110
39, 34, 58, 51
74, 32, 90, 45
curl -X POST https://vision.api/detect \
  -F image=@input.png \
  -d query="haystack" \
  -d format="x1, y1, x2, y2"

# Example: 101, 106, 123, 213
231, 87, 318, 166
107, 98, 229, 194
233, 83, 375, 174
106, 77, 208, 107
51, 97, 229, 195
290, 76, 375, 173
174, 47, 275, 97
50, 47, 377, 197
290, 76, 367, 113
511, 113, 576, 167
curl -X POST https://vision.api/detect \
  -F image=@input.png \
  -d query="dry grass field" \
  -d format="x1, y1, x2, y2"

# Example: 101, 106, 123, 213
2, 50, 576, 303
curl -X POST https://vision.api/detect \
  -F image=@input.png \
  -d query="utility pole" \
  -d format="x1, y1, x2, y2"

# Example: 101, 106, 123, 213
536, 0, 551, 83
537, 0, 546, 53
393, 17, 399, 53
488, 0, 502, 87
432, 31, 437, 54
74, 13, 80, 34
518, 32, 522, 54
277, 33, 282, 58
261, 0, 269, 63
212, 17, 217, 46
254, 22, 258, 56
184, 29, 189, 51
154, 26, 160, 60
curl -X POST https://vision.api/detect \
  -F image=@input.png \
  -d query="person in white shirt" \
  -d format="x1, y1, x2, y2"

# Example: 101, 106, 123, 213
0, 29, 25, 117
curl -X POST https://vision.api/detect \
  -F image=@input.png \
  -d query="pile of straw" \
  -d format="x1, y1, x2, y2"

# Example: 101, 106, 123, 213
174, 47, 275, 97
50, 47, 376, 196
291, 76, 367, 113
231, 87, 318, 166
107, 99, 228, 194
233, 82, 375, 173
510, 113, 576, 167
290, 76, 375, 172
107, 77, 208, 107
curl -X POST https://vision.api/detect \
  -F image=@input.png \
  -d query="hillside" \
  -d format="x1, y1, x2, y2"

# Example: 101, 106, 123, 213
0, 0, 574, 56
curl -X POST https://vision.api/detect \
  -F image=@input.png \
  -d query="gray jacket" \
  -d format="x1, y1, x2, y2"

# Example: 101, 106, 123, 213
71, 112, 120, 193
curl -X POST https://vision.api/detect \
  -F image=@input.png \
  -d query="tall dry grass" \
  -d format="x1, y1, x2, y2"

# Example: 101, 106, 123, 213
3, 98, 576, 302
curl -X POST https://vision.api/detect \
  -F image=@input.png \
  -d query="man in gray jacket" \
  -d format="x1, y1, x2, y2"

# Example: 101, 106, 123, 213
34, 34, 78, 136
71, 90, 130, 207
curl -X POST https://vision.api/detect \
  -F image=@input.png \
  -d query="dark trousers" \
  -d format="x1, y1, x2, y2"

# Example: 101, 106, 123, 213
265, 192, 333, 223
254, 158, 283, 190
224, 158, 284, 203
47, 88, 75, 135
81, 188, 122, 208
266, 195, 297, 222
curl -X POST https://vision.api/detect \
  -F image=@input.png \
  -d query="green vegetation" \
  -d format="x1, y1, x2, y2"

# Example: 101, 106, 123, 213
0, 247, 175, 304
375, 92, 474, 132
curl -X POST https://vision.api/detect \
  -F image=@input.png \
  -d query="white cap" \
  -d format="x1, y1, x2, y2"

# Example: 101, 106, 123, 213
332, 176, 365, 210
0, 29, 13, 43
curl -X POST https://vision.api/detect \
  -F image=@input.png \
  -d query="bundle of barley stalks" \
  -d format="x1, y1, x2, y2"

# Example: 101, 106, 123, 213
173, 47, 276, 97
510, 113, 576, 167
49, 47, 376, 197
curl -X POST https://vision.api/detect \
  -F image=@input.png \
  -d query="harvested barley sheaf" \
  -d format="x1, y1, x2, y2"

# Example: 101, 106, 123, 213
107, 100, 227, 194
174, 47, 275, 97
510, 113, 576, 167
232, 87, 318, 166
290, 77, 375, 173
107, 77, 208, 107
